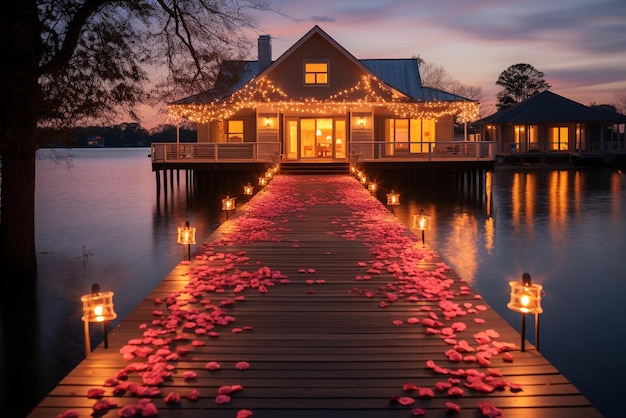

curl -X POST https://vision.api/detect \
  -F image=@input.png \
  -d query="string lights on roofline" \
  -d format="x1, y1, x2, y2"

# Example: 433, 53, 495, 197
168, 75, 479, 124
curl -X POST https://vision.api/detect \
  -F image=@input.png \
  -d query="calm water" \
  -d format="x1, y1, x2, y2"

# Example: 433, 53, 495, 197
1, 148, 624, 418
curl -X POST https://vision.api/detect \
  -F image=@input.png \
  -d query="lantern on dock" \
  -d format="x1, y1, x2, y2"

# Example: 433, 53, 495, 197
412, 209, 432, 246
507, 273, 543, 352
368, 182, 377, 196
386, 189, 400, 215
243, 182, 254, 196
81, 283, 117, 357
222, 195, 236, 219
258, 175, 267, 187
177, 221, 196, 261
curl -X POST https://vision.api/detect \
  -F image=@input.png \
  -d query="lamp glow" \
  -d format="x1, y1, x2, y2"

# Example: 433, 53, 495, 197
243, 182, 254, 196
412, 209, 432, 246
386, 189, 400, 206
508, 273, 543, 352
222, 195, 236, 219
81, 283, 116, 357
177, 220, 196, 261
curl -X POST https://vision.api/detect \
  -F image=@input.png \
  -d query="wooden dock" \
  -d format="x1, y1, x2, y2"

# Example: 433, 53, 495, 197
27, 174, 602, 418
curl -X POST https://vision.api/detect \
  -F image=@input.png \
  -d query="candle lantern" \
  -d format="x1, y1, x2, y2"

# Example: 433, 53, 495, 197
81, 283, 117, 357
222, 195, 236, 219
177, 220, 196, 261
412, 209, 432, 246
507, 273, 544, 352
258, 176, 267, 187
243, 182, 254, 196
368, 182, 377, 196
386, 189, 400, 216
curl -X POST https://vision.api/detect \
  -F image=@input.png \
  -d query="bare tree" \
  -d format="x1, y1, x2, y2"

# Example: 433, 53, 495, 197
0, 1, 274, 291
615, 90, 626, 115
417, 57, 484, 102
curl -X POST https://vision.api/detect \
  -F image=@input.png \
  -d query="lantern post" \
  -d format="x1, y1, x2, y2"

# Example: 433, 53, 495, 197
386, 189, 400, 215
412, 209, 432, 247
222, 195, 236, 220
177, 220, 196, 261
507, 273, 544, 352
81, 283, 117, 358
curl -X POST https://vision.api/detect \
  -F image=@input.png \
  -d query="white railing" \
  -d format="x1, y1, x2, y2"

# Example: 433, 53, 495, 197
151, 142, 281, 164
505, 141, 626, 154
349, 141, 496, 163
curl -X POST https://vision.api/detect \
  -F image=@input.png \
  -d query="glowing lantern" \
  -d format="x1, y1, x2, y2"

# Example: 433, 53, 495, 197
386, 189, 400, 206
412, 209, 432, 246
507, 273, 544, 352
177, 220, 196, 261
243, 182, 254, 196
81, 283, 117, 357
222, 195, 236, 219
368, 182, 377, 195
258, 176, 267, 186
386, 189, 400, 216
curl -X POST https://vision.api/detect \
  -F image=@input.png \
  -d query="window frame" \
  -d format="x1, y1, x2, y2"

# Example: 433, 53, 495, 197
304, 60, 329, 86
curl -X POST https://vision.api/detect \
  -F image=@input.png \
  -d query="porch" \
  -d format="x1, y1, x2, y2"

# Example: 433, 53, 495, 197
150, 140, 497, 167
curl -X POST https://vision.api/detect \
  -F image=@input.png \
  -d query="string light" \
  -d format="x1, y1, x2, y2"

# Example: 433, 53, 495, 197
168, 75, 479, 124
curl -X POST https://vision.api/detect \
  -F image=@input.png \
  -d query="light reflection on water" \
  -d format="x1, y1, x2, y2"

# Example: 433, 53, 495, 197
1, 150, 624, 418
387, 167, 625, 418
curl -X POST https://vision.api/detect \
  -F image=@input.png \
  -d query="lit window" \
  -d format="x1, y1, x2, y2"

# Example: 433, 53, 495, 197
228, 120, 244, 142
304, 62, 328, 85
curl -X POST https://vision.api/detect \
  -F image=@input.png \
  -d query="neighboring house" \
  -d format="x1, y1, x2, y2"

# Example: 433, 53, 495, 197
472, 90, 626, 155
165, 25, 486, 165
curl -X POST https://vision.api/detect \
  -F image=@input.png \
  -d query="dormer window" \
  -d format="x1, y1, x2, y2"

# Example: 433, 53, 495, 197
304, 61, 328, 85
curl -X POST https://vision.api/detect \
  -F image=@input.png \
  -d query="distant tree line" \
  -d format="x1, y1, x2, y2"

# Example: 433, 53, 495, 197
37, 123, 198, 148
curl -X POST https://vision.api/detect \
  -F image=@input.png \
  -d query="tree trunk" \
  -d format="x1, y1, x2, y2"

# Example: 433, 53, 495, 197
0, 136, 38, 285
0, 0, 41, 291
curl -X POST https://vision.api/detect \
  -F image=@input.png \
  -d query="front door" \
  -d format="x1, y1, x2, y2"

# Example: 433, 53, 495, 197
284, 117, 346, 160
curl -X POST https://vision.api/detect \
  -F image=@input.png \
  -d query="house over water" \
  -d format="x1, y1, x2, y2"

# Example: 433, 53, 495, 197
472, 90, 626, 164
153, 25, 494, 175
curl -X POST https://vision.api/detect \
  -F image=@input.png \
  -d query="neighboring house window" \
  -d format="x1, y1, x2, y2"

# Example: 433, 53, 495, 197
228, 120, 244, 142
527, 125, 538, 151
551, 126, 568, 151
304, 61, 328, 85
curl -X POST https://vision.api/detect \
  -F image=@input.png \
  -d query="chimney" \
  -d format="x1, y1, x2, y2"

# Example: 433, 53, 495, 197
257, 34, 272, 73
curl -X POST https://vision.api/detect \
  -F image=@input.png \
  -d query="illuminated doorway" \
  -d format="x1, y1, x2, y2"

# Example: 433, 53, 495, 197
296, 118, 346, 159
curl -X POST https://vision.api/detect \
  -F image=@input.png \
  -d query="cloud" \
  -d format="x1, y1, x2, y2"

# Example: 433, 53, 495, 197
307, 16, 336, 23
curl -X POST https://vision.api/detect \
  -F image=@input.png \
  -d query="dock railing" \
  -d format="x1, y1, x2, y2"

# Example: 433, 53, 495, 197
151, 141, 496, 165
349, 140, 496, 164
151, 142, 282, 164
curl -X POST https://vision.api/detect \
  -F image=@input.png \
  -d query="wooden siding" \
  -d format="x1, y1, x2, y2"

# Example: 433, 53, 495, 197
27, 175, 601, 418
267, 32, 369, 99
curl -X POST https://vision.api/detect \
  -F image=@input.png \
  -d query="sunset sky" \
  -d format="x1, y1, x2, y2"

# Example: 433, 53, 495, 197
143, 0, 626, 128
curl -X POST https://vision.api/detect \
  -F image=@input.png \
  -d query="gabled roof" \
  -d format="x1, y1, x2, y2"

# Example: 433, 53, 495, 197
173, 25, 472, 105
473, 90, 626, 125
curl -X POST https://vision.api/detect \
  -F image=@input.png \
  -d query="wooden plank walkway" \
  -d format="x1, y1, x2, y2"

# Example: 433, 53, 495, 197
27, 174, 602, 418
